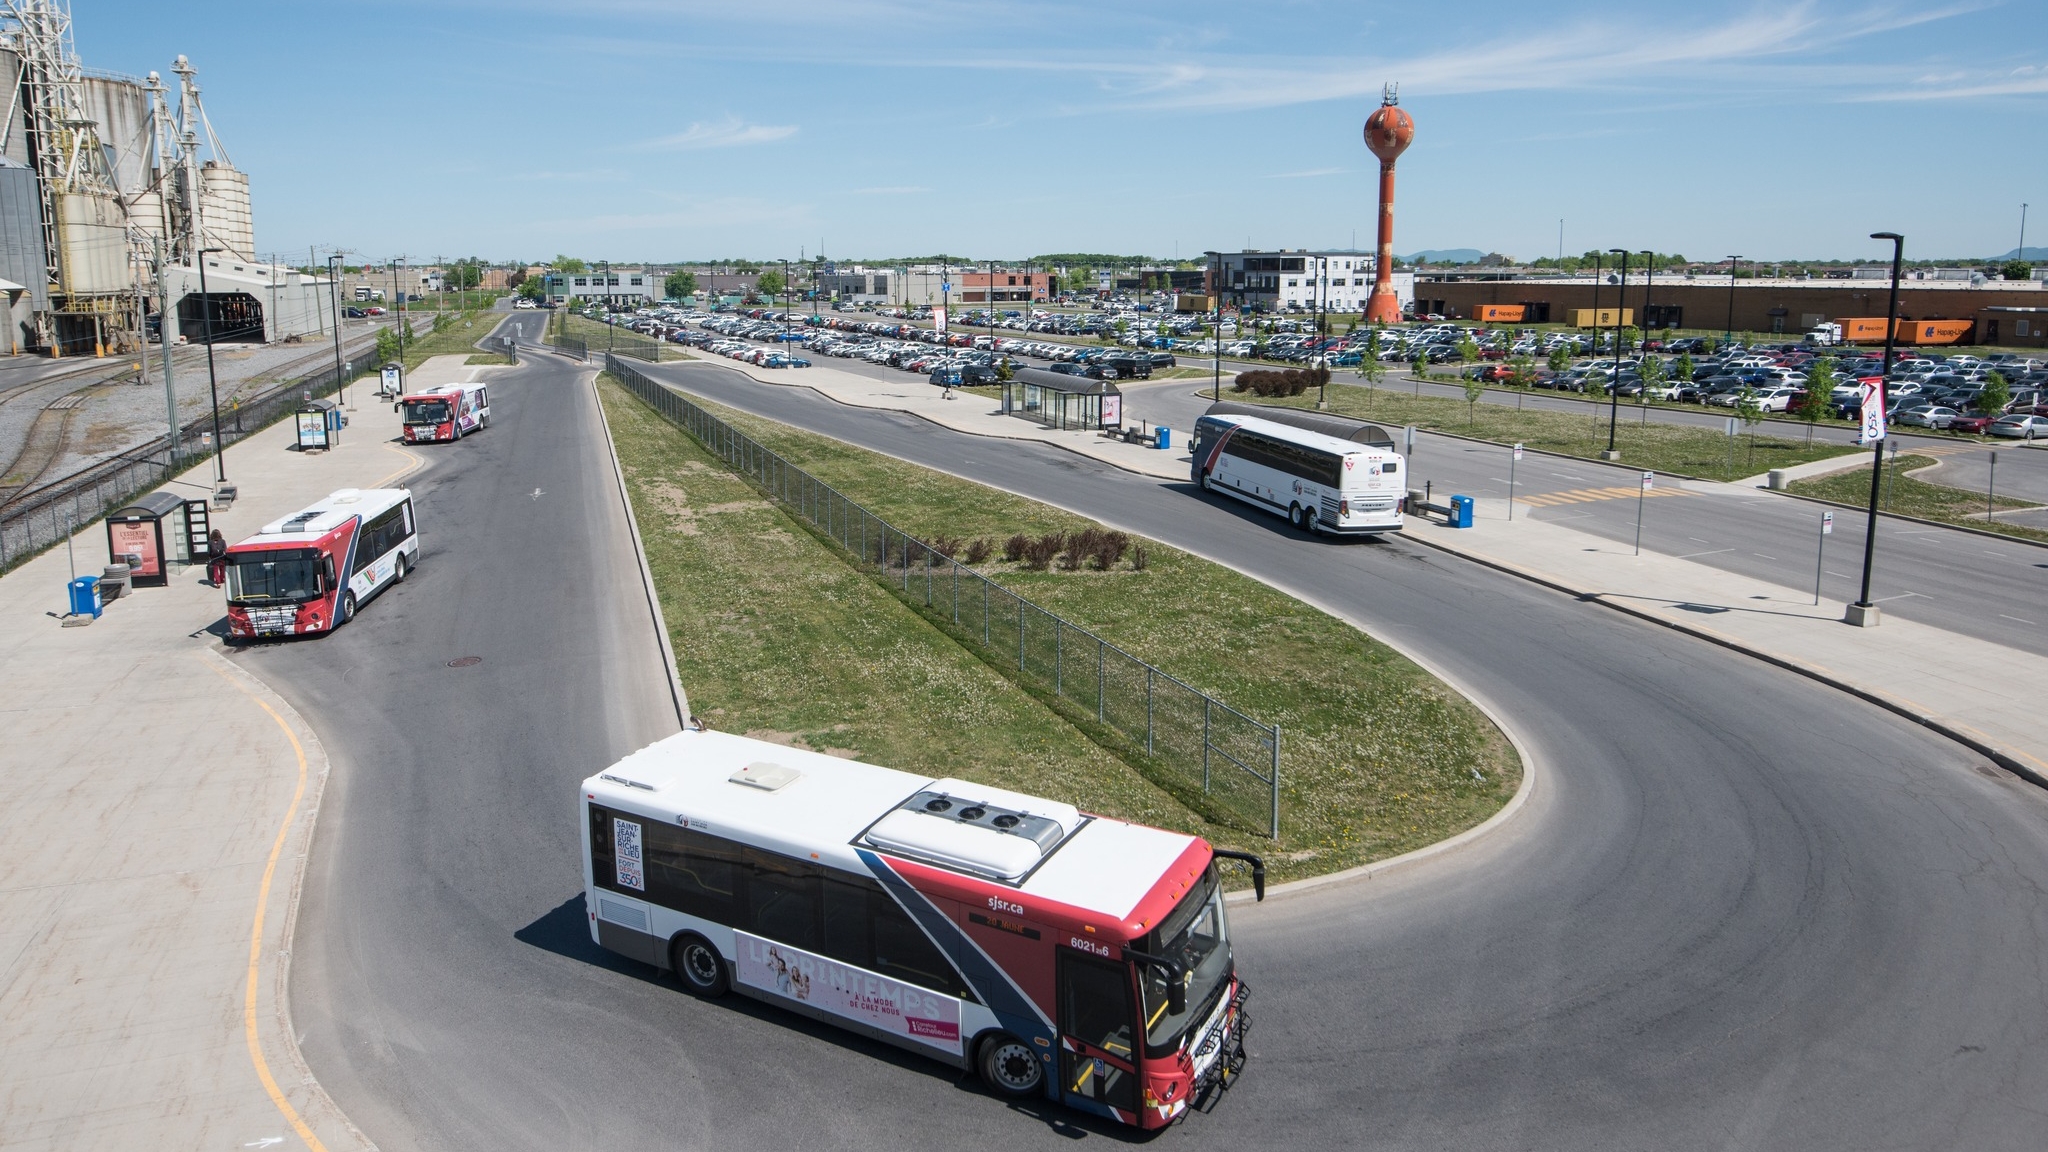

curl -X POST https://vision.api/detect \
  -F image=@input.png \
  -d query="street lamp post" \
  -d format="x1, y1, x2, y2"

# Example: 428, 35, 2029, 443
1724, 255, 1743, 344
1847, 231, 1905, 628
602, 259, 614, 354
327, 255, 346, 407
196, 248, 227, 483
1209, 251, 1222, 402
1604, 248, 1629, 460
782, 258, 791, 347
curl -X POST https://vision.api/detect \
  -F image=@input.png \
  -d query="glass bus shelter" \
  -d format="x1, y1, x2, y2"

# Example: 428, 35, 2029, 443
1001, 368, 1122, 431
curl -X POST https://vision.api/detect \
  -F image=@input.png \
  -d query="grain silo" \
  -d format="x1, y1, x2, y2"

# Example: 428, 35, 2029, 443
198, 160, 252, 259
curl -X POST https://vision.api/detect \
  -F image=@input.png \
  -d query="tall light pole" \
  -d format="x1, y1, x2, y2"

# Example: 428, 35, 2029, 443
1589, 250, 1602, 353
2020, 203, 2030, 266
1724, 255, 1743, 344
1848, 232, 1905, 628
602, 258, 613, 354
1209, 250, 1222, 402
327, 254, 346, 407
1604, 248, 1628, 460
1639, 249, 1657, 343
196, 248, 227, 483
152, 236, 178, 467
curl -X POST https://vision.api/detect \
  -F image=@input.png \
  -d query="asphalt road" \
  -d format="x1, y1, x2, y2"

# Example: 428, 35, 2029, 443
255, 339, 2048, 1151
1115, 378, 2048, 655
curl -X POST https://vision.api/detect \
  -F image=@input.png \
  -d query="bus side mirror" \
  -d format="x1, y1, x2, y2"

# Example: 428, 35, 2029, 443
1212, 848, 1266, 901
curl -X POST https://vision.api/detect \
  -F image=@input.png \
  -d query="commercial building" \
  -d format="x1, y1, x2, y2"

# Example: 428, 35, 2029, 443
1422, 272, 2048, 338
955, 270, 1049, 304
542, 268, 655, 306
818, 268, 894, 304
1207, 250, 1415, 314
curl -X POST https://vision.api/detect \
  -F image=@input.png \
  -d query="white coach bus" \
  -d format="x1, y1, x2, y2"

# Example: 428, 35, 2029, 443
1190, 412, 1405, 534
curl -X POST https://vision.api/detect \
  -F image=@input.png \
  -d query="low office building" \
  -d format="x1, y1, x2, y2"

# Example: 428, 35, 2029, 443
956, 270, 1049, 305
1208, 250, 1414, 314
819, 268, 894, 304
1977, 307, 2048, 347
543, 268, 655, 306
1422, 274, 2048, 336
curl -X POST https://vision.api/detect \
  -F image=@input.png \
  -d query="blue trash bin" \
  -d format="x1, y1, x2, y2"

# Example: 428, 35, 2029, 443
1449, 495, 1474, 528
1154, 426, 1172, 450
68, 575, 102, 618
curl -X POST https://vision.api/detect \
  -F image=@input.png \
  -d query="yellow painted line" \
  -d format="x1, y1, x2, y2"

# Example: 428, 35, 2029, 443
373, 439, 424, 489
204, 656, 330, 1152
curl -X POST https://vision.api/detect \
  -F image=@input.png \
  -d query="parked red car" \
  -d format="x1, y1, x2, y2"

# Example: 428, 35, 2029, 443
1948, 413, 1998, 435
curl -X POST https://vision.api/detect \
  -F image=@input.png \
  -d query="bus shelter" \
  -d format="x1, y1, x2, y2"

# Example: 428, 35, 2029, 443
104, 491, 210, 588
1001, 367, 1122, 431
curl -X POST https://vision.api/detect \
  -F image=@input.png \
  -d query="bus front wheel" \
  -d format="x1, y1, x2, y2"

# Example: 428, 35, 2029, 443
670, 933, 730, 998
978, 1033, 1044, 1098
338, 592, 356, 625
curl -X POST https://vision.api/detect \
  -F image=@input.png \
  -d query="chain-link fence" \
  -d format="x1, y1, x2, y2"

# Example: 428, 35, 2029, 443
0, 346, 384, 574
608, 355, 1281, 837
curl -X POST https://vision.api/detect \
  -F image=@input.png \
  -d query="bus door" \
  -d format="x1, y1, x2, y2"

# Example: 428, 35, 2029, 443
1057, 950, 1139, 1114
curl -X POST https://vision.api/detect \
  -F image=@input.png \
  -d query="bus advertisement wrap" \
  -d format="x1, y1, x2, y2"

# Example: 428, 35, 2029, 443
613, 818, 645, 891
733, 931, 962, 1053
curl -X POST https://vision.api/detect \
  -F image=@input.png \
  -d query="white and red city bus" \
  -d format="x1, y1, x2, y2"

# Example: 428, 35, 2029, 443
400, 382, 490, 443
222, 487, 418, 639
582, 730, 1265, 1129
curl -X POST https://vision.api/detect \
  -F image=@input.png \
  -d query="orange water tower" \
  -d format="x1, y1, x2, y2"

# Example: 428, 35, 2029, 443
1362, 84, 1414, 324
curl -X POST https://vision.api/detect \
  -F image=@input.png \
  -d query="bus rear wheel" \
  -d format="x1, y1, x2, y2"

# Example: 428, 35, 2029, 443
669, 933, 729, 998
394, 553, 408, 582
978, 1033, 1043, 1098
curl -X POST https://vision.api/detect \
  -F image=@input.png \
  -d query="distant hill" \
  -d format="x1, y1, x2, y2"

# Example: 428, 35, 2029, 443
1405, 248, 1485, 265
1995, 247, 2047, 261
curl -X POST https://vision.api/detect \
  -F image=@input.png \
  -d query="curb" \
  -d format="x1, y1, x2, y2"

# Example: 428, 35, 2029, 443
642, 364, 1542, 896
1394, 527, 2048, 793
1767, 472, 2048, 553
590, 369, 692, 730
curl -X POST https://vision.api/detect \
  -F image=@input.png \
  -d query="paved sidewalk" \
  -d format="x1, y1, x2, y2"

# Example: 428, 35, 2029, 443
0, 386, 441, 1150
665, 358, 2048, 784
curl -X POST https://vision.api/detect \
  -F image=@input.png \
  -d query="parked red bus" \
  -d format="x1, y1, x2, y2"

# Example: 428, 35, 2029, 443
223, 487, 418, 639
583, 729, 1266, 1129
400, 382, 490, 443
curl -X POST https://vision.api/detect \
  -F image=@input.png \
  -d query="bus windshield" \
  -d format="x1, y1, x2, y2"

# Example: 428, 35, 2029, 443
225, 550, 324, 604
404, 399, 452, 424
1140, 867, 1232, 1056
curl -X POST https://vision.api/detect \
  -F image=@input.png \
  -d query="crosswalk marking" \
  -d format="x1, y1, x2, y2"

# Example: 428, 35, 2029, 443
1518, 485, 1699, 508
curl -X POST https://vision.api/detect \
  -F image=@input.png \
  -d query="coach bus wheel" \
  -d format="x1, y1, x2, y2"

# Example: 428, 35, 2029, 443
978, 1034, 1043, 1097
1300, 507, 1319, 534
670, 933, 730, 998
1288, 504, 1306, 530
1197, 471, 1211, 491
338, 593, 356, 625
394, 554, 408, 583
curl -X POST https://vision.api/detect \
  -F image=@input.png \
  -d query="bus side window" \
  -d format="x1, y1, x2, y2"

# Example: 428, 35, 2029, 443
588, 806, 614, 881
746, 849, 821, 951
820, 877, 873, 968
644, 825, 741, 922
871, 895, 971, 1000
401, 500, 415, 538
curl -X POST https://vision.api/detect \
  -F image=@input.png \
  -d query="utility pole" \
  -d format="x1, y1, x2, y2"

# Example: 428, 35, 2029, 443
327, 253, 347, 408
153, 235, 178, 466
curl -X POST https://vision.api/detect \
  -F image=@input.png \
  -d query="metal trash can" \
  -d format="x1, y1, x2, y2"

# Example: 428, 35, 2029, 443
68, 575, 101, 618
1767, 469, 1787, 490
1154, 426, 1172, 450
1449, 494, 1475, 528
101, 562, 132, 600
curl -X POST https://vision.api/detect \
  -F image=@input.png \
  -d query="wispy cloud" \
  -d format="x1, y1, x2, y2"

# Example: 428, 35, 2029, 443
639, 117, 797, 151
1856, 60, 2048, 101
1263, 167, 1346, 180
849, 185, 931, 195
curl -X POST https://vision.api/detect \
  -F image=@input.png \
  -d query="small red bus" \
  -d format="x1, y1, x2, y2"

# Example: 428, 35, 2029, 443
400, 382, 490, 443
223, 487, 418, 638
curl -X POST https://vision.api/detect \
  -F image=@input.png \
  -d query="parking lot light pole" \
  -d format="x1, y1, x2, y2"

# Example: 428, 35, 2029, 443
1724, 255, 1742, 345
1209, 251, 1222, 401
1848, 231, 1904, 628
327, 255, 346, 407
602, 259, 613, 354
196, 248, 227, 482
1604, 248, 1628, 459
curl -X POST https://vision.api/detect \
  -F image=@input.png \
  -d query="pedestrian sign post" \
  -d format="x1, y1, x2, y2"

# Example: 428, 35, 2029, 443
1509, 442, 1523, 521
1635, 470, 1653, 554
1815, 511, 1834, 604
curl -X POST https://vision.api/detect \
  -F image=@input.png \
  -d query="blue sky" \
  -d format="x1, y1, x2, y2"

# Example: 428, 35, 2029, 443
73, 1, 2048, 265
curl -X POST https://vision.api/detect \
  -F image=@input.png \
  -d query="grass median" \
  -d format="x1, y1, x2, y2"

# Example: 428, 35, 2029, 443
1236, 377, 1859, 482
1788, 454, 2048, 543
601, 374, 1519, 881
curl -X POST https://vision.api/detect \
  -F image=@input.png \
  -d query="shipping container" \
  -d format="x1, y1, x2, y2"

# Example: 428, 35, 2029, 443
1570, 308, 1633, 329
1474, 304, 1526, 323
1898, 319, 1974, 346
1176, 293, 1216, 314
1837, 317, 1891, 342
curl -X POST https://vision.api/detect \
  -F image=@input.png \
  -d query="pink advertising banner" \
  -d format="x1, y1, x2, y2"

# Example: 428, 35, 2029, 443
733, 931, 962, 1053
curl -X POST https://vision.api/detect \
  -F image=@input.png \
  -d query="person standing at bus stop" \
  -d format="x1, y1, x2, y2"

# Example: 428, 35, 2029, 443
207, 529, 228, 587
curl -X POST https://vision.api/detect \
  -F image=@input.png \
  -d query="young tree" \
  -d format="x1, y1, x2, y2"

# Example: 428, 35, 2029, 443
664, 269, 698, 300
1508, 353, 1537, 389
1982, 369, 2012, 415
1358, 325, 1387, 387
552, 255, 587, 273
1638, 353, 1666, 406
517, 277, 545, 302
2002, 260, 2034, 282
1410, 345, 1428, 388
1672, 351, 1695, 389
1797, 355, 1836, 436
1462, 369, 1487, 424
1736, 383, 1765, 464
1547, 342, 1572, 374
1456, 334, 1481, 365
374, 328, 400, 364
756, 269, 787, 296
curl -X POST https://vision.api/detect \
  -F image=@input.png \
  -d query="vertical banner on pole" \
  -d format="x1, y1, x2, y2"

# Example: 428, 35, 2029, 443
1816, 511, 1833, 604
1635, 470, 1652, 555
1855, 375, 1888, 445
1509, 442, 1522, 521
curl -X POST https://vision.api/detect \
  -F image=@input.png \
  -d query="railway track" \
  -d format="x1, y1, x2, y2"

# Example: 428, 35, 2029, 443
0, 323, 394, 507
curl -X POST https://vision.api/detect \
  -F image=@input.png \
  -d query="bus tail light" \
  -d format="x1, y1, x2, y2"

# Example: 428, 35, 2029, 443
1339, 499, 1350, 517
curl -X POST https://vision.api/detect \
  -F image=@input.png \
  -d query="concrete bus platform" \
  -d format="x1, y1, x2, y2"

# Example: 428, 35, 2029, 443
656, 355, 2048, 788
0, 386, 435, 1151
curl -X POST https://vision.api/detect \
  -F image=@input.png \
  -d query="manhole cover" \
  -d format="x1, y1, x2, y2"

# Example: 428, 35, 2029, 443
447, 656, 482, 668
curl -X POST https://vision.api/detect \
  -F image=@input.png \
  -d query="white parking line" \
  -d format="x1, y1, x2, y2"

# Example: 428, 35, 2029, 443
1999, 614, 2038, 625
1826, 570, 1853, 579
1873, 591, 1928, 603
1688, 536, 1709, 543
1984, 550, 2008, 557
1550, 472, 1588, 481
1678, 547, 1734, 559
